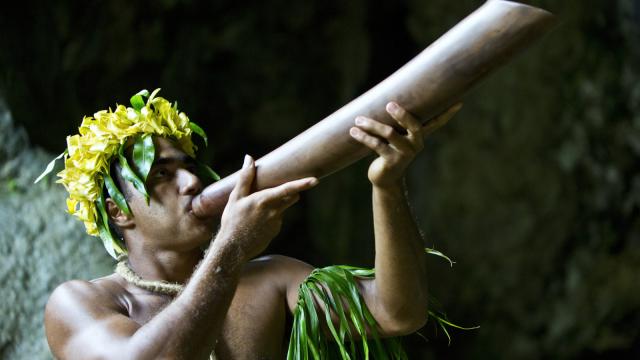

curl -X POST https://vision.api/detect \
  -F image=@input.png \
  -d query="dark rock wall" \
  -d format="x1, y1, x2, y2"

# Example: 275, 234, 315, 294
0, 101, 112, 359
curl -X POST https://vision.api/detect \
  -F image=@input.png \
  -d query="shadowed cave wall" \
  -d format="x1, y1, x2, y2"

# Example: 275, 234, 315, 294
1, 0, 639, 358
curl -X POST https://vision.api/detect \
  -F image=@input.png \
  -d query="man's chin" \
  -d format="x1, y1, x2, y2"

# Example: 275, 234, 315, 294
167, 231, 214, 254
178, 215, 217, 246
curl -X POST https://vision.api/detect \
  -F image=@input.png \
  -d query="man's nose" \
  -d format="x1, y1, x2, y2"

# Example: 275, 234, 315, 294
177, 168, 202, 195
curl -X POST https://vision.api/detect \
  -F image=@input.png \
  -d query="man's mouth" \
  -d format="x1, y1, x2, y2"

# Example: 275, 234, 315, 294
184, 196, 214, 221
184, 197, 194, 213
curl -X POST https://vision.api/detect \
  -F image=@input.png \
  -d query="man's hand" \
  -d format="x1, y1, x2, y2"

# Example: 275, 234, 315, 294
349, 102, 462, 188
217, 155, 318, 261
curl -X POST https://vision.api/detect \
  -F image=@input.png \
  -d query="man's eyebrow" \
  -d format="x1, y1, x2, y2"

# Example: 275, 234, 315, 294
153, 155, 196, 166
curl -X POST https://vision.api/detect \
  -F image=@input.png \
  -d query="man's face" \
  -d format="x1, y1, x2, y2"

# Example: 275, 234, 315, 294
122, 137, 215, 251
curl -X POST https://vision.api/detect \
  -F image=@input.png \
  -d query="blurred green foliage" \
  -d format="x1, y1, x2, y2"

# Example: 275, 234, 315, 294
1, 0, 639, 358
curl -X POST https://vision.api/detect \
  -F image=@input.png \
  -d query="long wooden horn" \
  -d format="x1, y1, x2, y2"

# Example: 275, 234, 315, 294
192, 0, 555, 218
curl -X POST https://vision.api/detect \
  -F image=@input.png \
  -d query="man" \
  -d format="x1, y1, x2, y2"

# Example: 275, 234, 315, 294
43, 90, 459, 359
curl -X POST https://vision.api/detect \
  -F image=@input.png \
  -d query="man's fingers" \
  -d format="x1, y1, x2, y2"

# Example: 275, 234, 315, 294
353, 116, 412, 154
230, 155, 256, 200
386, 102, 422, 134
421, 103, 462, 138
276, 177, 318, 197
278, 193, 301, 211
349, 127, 394, 157
259, 177, 318, 207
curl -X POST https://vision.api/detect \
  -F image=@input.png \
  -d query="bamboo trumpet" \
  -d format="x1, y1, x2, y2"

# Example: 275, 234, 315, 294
192, 0, 555, 218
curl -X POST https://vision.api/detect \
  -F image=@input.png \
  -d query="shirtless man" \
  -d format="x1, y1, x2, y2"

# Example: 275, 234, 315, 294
44, 100, 457, 359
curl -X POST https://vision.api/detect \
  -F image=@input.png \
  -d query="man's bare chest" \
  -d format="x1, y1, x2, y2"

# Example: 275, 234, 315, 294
124, 282, 288, 359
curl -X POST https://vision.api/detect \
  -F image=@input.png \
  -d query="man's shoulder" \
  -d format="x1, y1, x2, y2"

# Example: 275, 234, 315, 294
244, 255, 314, 304
47, 279, 104, 304
46, 275, 127, 317
44, 276, 140, 358
246, 254, 313, 277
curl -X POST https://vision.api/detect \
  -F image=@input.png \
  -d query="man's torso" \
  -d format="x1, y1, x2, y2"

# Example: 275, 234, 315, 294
91, 255, 301, 360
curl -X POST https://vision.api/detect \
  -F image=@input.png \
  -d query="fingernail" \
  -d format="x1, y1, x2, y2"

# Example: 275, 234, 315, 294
308, 178, 319, 186
386, 102, 398, 112
243, 155, 251, 168
355, 116, 365, 125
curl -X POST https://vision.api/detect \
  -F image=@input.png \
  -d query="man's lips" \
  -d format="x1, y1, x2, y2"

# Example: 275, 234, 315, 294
184, 196, 215, 220
183, 197, 194, 213
184, 197, 210, 220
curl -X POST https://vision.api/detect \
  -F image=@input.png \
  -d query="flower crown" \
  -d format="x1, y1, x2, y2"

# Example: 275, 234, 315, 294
35, 89, 219, 259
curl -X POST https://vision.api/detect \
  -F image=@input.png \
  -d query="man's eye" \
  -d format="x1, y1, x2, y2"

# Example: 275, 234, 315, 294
155, 169, 169, 178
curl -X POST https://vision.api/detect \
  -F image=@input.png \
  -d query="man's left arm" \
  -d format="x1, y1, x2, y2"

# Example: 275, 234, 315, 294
349, 101, 461, 336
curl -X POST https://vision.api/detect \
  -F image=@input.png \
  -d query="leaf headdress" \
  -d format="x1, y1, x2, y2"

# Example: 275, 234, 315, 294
35, 89, 219, 259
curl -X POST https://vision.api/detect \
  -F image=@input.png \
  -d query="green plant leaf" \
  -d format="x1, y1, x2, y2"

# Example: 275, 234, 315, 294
130, 89, 150, 111
289, 265, 407, 360
336, 265, 375, 277
314, 269, 367, 353
425, 247, 455, 267
440, 322, 452, 346
95, 193, 126, 259
309, 278, 354, 355
429, 311, 480, 331
196, 161, 220, 184
118, 144, 149, 203
103, 171, 131, 216
95, 212, 117, 259
132, 134, 155, 181
301, 287, 322, 359
308, 282, 349, 358
189, 121, 208, 147
288, 261, 477, 358
34, 150, 67, 183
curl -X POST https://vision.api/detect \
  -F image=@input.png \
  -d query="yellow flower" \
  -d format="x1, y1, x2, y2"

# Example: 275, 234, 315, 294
57, 89, 199, 247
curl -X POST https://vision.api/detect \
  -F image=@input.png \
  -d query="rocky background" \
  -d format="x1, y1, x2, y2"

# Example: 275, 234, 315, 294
1, 0, 639, 358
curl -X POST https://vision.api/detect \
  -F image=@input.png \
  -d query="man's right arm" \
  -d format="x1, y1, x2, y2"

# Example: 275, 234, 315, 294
45, 238, 242, 360
45, 155, 318, 359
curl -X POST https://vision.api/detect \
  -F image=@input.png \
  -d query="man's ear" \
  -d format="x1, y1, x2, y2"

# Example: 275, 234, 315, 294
105, 198, 135, 229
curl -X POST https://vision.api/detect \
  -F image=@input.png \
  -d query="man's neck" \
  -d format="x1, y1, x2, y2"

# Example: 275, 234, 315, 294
126, 247, 205, 284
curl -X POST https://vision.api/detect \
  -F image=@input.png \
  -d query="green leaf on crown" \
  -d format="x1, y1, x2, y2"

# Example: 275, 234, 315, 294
34, 150, 67, 184
132, 134, 155, 182
189, 121, 208, 147
196, 161, 220, 185
130, 89, 150, 112
118, 144, 149, 204
96, 193, 126, 259
103, 171, 131, 216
